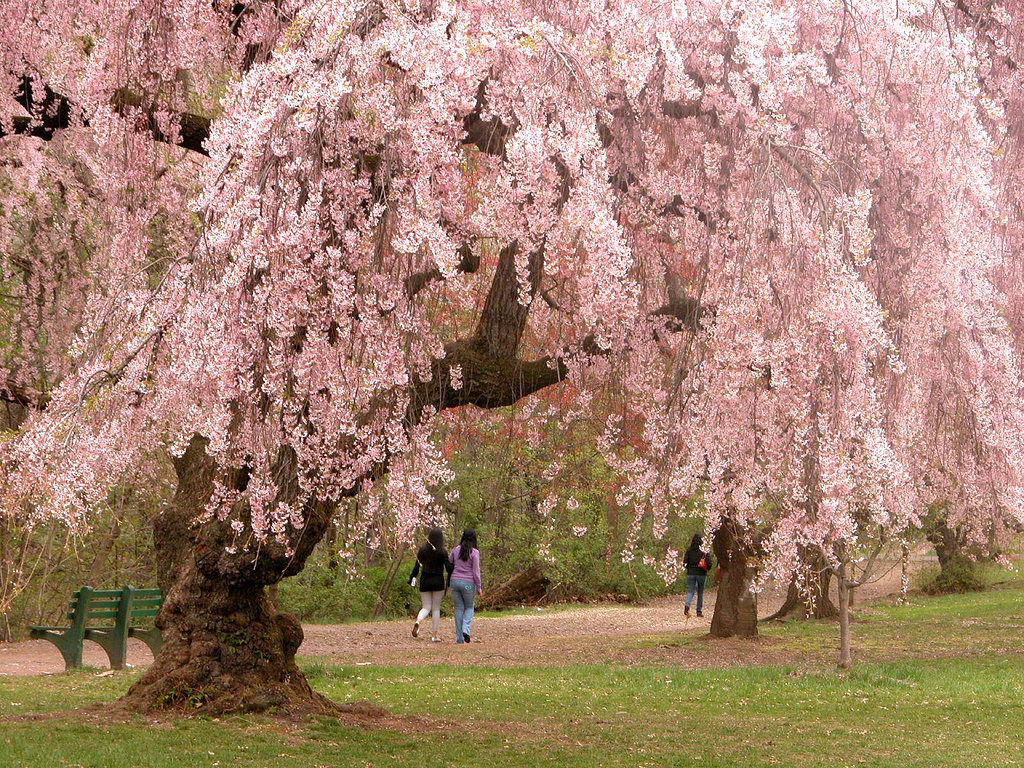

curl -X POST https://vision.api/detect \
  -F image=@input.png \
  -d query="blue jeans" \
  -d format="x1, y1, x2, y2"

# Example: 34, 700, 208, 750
450, 579, 476, 642
686, 573, 707, 613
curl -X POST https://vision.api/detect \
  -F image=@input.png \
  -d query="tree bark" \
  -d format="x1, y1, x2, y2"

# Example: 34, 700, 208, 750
762, 547, 839, 621
837, 560, 852, 669
119, 437, 347, 716
922, 506, 983, 593
709, 518, 758, 638
925, 514, 965, 571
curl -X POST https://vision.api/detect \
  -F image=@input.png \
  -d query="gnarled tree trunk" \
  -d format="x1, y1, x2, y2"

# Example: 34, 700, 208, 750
709, 517, 758, 638
120, 437, 344, 715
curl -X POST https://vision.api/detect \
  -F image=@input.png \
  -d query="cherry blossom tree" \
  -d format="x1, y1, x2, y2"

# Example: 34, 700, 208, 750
3, 0, 1022, 709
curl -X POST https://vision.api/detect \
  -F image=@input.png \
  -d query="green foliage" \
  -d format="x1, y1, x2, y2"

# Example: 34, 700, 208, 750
435, 401, 706, 605
276, 560, 413, 623
918, 556, 986, 596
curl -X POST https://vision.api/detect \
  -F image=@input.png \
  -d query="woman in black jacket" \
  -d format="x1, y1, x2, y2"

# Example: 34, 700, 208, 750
683, 533, 713, 618
409, 528, 453, 642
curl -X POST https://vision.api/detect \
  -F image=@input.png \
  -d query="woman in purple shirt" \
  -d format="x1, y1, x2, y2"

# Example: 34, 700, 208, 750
448, 529, 483, 643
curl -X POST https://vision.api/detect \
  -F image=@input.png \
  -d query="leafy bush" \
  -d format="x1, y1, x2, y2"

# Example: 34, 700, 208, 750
276, 560, 418, 623
919, 556, 985, 595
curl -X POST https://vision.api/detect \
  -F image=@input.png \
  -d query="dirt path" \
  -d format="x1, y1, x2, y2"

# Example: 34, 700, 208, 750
0, 558, 916, 676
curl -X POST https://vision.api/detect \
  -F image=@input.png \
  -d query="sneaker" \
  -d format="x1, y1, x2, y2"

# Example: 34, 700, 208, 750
696, 611, 704, 618
412, 621, 419, 638
684, 605, 690, 617
463, 633, 471, 643
431, 637, 441, 643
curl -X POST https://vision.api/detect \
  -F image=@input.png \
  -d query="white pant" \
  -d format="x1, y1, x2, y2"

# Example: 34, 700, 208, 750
416, 590, 444, 635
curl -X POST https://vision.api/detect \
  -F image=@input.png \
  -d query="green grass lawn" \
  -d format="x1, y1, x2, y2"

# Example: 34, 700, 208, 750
2, 578, 1022, 767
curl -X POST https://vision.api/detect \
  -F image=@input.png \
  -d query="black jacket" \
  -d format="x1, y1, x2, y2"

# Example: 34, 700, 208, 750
410, 542, 453, 592
683, 545, 712, 576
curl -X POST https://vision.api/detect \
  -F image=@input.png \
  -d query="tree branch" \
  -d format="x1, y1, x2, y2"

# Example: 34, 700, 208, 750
403, 243, 481, 300
2, 77, 74, 143
111, 89, 212, 156
472, 241, 544, 359
1, 379, 49, 410
406, 289, 708, 427
770, 141, 830, 232
461, 79, 514, 156
1, 77, 211, 156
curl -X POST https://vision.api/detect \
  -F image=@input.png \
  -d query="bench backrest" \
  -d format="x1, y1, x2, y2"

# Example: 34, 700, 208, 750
128, 587, 162, 623
67, 586, 162, 626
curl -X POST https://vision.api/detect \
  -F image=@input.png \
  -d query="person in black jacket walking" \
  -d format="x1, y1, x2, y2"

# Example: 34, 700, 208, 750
409, 528, 453, 642
683, 533, 713, 618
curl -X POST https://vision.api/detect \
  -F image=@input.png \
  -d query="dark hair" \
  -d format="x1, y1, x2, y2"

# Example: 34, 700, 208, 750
458, 528, 477, 561
689, 533, 703, 549
427, 527, 444, 550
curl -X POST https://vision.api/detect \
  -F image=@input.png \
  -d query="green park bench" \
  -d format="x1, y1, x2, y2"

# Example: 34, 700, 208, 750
28, 585, 163, 670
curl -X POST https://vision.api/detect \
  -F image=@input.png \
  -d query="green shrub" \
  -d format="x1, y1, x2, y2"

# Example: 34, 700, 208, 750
276, 561, 415, 623
920, 556, 985, 595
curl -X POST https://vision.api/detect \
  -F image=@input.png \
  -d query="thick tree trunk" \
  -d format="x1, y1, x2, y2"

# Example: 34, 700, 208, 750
118, 437, 350, 716
762, 548, 838, 621
709, 519, 758, 638
922, 507, 983, 593
926, 516, 965, 571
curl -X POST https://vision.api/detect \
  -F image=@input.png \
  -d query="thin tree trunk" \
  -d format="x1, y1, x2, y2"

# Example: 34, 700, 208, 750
899, 542, 910, 605
373, 543, 407, 619
837, 561, 852, 669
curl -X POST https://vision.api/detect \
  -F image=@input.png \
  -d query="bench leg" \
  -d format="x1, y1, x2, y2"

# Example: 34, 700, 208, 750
28, 631, 83, 670
61, 637, 84, 670
128, 627, 163, 659
84, 630, 127, 669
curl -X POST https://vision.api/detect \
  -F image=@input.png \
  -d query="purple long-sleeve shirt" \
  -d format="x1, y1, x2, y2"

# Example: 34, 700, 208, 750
449, 545, 481, 590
